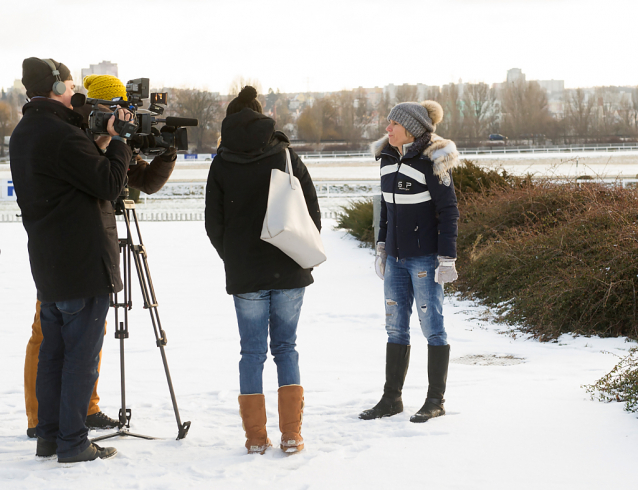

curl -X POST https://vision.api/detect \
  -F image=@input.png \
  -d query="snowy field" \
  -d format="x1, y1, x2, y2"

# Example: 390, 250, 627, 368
1, 220, 637, 489
142, 153, 638, 182
2, 150, 638, 186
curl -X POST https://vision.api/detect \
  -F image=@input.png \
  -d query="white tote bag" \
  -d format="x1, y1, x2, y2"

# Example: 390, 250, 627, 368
260, 149, 327, 269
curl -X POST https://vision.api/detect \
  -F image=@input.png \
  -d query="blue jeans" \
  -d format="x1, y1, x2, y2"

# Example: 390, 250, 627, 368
384, 254, 447, 346
37, 295, 109, 458
233, 288, 305, 395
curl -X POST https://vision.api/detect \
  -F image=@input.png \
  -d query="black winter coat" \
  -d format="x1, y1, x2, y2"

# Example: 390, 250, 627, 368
10, 98, 132, 302
373, 134, 460, 259
205, 108, 321, 295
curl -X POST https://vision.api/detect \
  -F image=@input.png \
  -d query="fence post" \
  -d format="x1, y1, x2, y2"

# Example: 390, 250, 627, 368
373, 194, 381, 244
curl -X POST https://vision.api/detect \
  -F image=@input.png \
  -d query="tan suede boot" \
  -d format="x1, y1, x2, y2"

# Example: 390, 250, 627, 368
278, 385, 304, 453
238, 394, 272, 454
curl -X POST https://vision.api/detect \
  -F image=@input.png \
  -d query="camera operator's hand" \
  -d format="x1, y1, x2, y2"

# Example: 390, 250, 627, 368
94, 135, 112, 151
107, 108, 134, 139
161, 147, 177, 161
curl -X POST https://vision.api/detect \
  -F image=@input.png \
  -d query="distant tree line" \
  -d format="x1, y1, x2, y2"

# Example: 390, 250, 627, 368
2, 78, 637, 155
290, 81, 638, 149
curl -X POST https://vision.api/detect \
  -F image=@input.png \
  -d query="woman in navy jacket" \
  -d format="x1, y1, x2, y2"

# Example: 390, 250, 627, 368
359, 100, 460, 423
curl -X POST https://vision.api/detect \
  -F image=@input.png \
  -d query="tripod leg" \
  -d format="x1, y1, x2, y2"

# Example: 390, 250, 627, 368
124, 206, 191, 440
112, 238, 132, 430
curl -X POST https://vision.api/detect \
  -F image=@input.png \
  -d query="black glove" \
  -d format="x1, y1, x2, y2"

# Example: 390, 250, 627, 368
130, 132, 157, 151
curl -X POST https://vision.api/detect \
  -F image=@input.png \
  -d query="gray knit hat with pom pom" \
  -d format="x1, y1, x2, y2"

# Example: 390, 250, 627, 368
387, 100, 444, 138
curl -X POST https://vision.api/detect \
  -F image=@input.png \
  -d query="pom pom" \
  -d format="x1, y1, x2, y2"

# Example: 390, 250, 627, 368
238, 86, 258, 103
420, 100, 444, 126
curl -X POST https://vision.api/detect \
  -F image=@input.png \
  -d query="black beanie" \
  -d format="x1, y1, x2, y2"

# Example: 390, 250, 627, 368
226, 86, 263, 116
22, 57, 72, 96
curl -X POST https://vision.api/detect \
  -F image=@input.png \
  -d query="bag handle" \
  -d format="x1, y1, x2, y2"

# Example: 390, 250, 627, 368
284, 148, 297, 190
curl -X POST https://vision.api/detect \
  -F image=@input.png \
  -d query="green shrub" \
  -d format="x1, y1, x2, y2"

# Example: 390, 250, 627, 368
336, 199, 375, 247
584, 348, 638, 413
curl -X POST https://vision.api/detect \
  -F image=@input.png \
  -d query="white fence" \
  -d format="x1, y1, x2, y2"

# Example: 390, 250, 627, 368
143, 181, 380, 200
459, 143, 638, 156
165, 144, 638, 162
0, 210, 341, 223
294, 143, 638, 159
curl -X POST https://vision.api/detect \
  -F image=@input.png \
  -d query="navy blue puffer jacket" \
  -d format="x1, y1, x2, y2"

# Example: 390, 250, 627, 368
373, 134, 460, 259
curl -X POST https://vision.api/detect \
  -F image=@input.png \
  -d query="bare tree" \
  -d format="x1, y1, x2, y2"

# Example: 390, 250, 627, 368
395, 84, 417, 103
274, 98, 294, 133
297, 99, 323, 144
373, 91, 392, 139
618, 93, 635, 135
564, 88, 595, 141
437, 83, 462, 139
332, 90, 362, 148
353, 88, 376, 141
0, 101, 14, 158
170, 89, 224, 152
592, 87, 618, 140
462, 83, 498, 144
228, 76, 265, 105
500, 80, 552, 142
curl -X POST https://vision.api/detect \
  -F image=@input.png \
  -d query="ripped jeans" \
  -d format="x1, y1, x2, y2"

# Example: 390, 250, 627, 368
384, 254, 447, 346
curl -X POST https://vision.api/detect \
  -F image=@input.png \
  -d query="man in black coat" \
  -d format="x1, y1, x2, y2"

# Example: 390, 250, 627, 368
10, 57, 133, 463
23, 73, 179, 439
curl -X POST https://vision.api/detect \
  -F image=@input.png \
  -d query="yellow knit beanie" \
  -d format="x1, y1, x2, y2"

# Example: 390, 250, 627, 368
84, 74, 127, 101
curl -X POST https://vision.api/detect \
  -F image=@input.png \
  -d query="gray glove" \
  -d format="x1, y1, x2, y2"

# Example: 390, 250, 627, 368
434, 256, 458, 285
374, 242, 387, 280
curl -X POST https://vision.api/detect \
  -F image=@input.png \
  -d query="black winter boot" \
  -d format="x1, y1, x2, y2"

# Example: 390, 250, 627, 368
36, 437, 57, 458
57, 443, 117, 463
86, 411, 118, 429
359, 343, 410, 420
410, 344, 450, 423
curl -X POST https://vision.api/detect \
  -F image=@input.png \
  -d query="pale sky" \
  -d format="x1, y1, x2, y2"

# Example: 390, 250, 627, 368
1, 0, 637, 94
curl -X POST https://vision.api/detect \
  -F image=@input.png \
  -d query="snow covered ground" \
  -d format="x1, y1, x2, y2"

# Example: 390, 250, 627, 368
3, 149, 638, 186
149, 153, 638, 182
1, 220, 637, 489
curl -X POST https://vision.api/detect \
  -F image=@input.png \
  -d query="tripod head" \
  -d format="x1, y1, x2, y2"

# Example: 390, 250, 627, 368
114, 186, 136, 216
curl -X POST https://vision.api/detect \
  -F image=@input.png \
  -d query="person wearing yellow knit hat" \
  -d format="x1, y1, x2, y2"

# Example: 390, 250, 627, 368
23, 73, 178, 438
77, 74, 178, 194
84, 74, 128, 101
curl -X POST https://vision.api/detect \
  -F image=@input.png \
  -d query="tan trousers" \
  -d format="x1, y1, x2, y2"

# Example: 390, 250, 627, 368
24, 300, 104, 429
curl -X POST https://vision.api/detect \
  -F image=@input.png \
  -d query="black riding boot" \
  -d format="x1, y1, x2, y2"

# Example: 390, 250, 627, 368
410, 344, 450, 423
359, 343, 410, 420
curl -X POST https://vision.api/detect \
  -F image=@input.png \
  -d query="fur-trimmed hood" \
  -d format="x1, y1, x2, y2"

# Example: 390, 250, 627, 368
370, 134, 460, 177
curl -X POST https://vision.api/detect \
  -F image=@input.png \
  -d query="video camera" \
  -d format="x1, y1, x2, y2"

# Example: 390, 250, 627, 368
71, 78, 198, 156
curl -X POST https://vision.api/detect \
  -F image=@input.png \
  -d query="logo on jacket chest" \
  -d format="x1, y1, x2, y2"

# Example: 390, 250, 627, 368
397, 180, 412, 192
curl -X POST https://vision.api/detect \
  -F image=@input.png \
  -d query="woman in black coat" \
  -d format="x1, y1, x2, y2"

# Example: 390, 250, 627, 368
205, 87, 320, 454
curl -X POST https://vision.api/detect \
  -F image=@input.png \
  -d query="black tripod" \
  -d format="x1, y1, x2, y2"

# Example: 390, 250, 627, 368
92, 196, 191, 443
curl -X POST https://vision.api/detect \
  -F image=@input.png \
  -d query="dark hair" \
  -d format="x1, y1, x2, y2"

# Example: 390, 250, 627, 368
226, 86, 263, 116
